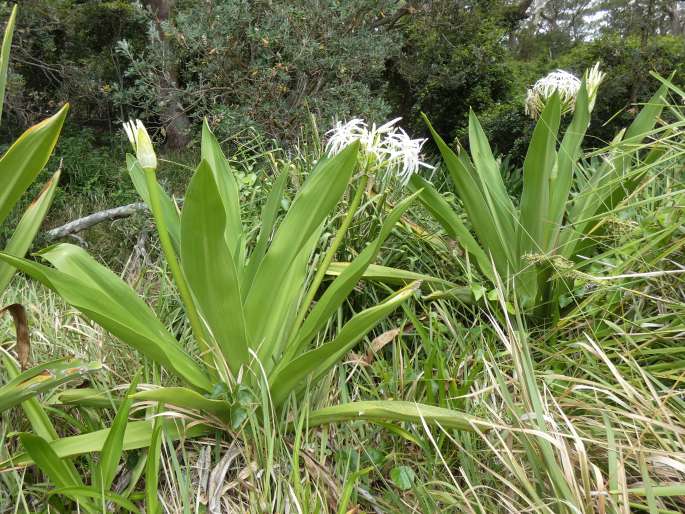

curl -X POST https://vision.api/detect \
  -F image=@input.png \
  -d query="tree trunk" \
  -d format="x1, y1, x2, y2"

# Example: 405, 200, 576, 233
144, 0, 191, 149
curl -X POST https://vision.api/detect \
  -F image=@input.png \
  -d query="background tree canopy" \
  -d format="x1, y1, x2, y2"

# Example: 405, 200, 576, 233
2, 0, 684, 162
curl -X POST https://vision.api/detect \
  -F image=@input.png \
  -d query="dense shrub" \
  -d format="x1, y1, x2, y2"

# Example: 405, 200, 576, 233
387, 0, 523, 144
559, 35, 685, 145
0, 1, 147, 135
116, 0, 401, 146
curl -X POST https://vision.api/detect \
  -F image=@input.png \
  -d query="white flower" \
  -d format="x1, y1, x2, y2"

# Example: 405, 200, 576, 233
525, 63, 605, 119
123, 119, 157, 170
381, 128, 433, 185
325, 117, 433, 186
525, 69, 581, 119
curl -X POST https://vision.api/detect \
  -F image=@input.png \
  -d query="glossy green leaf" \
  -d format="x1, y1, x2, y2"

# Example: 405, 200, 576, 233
517, 94, 561, 301
132, 387, 232, 424
0, 169, 60, 293
0, 246, 211, 392
307, 400, 488, 432
4, 420, 211, 468
408, 174, 494, 281
0, 104, 68, 227
244, 142, 359, 362
518, 93, 561, 260
19, 433, 84, 489
467, 110, 516, 244
546, 81, 590, 250
0, 5, 17, 123
269, 282, 417, 406
201, 120, 244, 262
242, 168, 288, 295
422, 115, 511, 277
181, 160, 249, 373
325, 262, 454, 287
95, 374, 139, 492
48, 388, 118, 409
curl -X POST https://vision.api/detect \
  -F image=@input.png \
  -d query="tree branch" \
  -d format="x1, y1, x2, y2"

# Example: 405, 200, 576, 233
45, 202, 149, 241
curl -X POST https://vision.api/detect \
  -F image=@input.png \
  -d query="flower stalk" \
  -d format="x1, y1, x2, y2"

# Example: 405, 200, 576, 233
125, 119, 216, 374
291, 173, 369, 337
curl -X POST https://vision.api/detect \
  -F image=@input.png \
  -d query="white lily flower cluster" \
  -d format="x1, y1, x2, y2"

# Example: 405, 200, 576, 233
525, 69, 581, 119
123, 119, 157, 170
525, 62, 605, 120
325, 117, 433, 186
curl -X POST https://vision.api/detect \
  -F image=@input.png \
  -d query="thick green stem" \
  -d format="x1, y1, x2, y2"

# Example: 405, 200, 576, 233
143, 167, 215, 372
290, 173, 369, 341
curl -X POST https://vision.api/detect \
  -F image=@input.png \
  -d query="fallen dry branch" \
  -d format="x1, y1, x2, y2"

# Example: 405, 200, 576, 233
45, 202, 149, 241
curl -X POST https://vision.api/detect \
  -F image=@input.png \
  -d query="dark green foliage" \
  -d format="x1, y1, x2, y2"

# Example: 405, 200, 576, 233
117, 0, 401, 145
560, 35, 685, 144
1, 1, 147, 134
388, 0, 522, 144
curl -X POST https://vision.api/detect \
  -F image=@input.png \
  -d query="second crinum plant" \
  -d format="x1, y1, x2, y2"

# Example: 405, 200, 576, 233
0, 120, 419, 425
411, 66, 670, 315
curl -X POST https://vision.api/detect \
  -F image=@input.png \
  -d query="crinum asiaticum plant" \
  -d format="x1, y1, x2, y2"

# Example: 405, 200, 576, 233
411, 64, 671, 314
0, 117, 424, 427
0, 6, 99, 413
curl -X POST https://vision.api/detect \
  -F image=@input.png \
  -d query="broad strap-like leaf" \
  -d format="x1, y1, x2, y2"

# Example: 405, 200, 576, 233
201, 120, 244, 262
308, 400, 489, 433
516, 94, 561, 302
0, 5, 17, 123
244, 142, 359, 362
0, 104, 68, 226
422, 115, 512, 277
181, 160, 250, 374
95, 374, 140, 492
48, 387, 118, 409
0, 246, 212, 392
0, 356, 101, 413
4, 420, 211, 469
19, 433, 85, 489
127, 155, 181, 251
546, 81, 590, 251
467, 111, 516, 241
269, 282, 417, 407
326, 262, 457, 288
518, 93, 561, 260
132, 387, 232, 424
242, 168, 288, 295
259, 228, 322, 371
286, 193, 420, 361
0, 169, 60, 293
408, 174, 494, 282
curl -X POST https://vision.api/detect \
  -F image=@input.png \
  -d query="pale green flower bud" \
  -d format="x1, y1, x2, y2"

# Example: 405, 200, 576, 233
585, 62, 606, 113
123, 119, 157, 170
